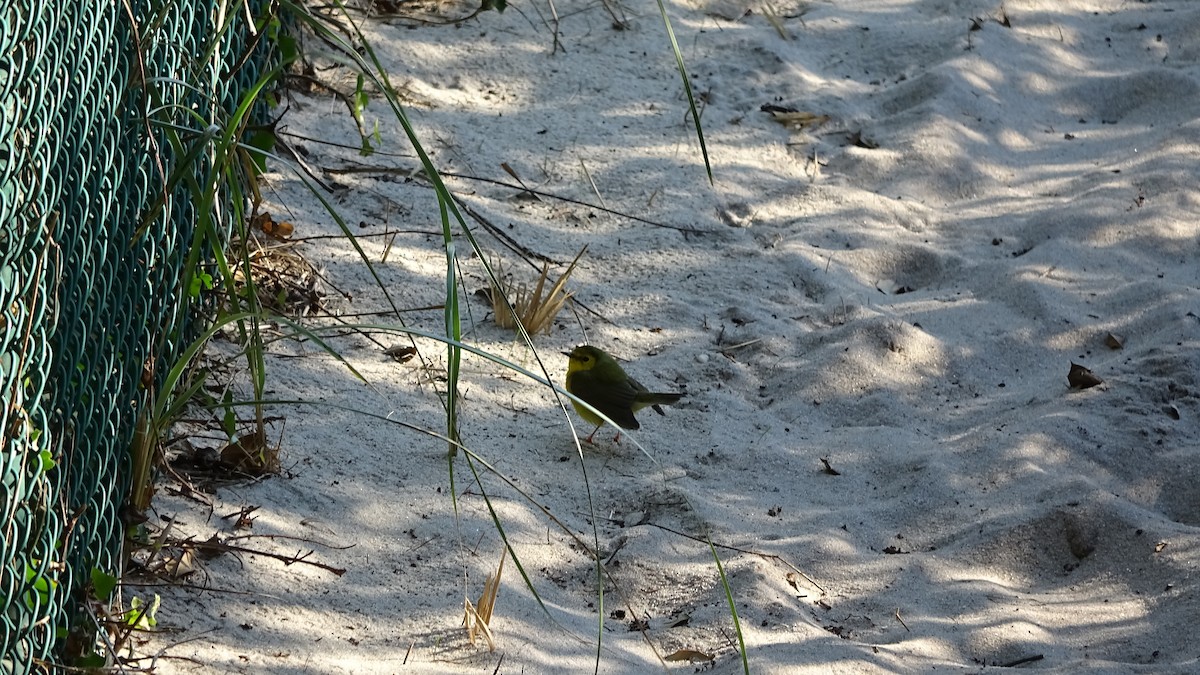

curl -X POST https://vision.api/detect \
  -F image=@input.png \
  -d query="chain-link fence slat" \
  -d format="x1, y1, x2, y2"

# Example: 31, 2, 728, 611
3, 1, 275, 670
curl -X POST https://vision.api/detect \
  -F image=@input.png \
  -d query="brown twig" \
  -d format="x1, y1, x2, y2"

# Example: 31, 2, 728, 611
288, 229, 444, 241
175, 533, 347, 576
454, 196, 562, 266
718, 338, 764, 355
646, 522, 826, 594
442, 171, 706, 233
999, 654, 1044, 668
319, 162, 706, 233
500, 162, 543, 201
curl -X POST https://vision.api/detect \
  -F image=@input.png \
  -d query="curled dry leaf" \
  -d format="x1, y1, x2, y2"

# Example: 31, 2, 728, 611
162, 548, 198, 579
1104, 332, 1125, 349
384, 344, 417, 363
760, 104, 831, 130
251, 211, 295, 239
1067, 362, 1103, 389
219, 430, 279, 476
820, 458, 841, 475
664, 648, 714, 663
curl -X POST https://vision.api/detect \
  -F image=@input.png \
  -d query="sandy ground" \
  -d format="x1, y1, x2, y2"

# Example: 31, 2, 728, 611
138, 0, 1200, 672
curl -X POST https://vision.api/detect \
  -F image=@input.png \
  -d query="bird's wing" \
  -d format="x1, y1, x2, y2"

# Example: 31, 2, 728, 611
585, 372, 641, 429
627, 375, 650, 395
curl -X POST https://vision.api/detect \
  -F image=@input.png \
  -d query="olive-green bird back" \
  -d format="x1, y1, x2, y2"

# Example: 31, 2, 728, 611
563, 345, 683, 441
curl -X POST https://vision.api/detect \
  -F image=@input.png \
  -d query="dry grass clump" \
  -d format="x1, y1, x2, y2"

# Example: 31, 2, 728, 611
490, 247, 584, 334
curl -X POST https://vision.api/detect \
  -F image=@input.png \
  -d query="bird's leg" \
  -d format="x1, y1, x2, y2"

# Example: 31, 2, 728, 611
585, 425, 602, 444
612, 431, 622, 444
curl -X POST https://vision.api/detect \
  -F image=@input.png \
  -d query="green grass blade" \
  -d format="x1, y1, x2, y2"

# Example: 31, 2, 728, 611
655, 0, 713, 184
709, 536, 749, 674
153, 310, 255, 427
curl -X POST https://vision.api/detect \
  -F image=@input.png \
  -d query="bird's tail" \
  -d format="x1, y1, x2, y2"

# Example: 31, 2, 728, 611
642, 392, 683, 416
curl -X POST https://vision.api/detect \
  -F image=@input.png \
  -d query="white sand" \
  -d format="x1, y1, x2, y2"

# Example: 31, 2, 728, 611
140, 0, 1200, 672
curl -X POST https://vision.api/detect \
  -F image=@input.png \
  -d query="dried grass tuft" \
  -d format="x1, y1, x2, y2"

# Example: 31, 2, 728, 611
464, 548, 506, 651
491, 247, 585, 334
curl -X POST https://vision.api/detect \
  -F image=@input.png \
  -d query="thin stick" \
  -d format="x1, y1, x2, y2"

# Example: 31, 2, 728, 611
999, 655, 1044, 668
598, 0, 630, 29
762, 3, 790, 39
646, 522, 826, 594
288, 229, 445, 241
546, 0, 564, 54
719, 338, 763, 354
454, 195, 562, 266
500, 162, 543, 201
578, 158, 607, 209
308, 306, 445, 318
323, 163, 705, 233
443, 171, 703, 232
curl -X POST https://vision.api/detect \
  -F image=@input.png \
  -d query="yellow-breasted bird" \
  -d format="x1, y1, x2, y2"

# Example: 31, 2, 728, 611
563, 345, 683, 444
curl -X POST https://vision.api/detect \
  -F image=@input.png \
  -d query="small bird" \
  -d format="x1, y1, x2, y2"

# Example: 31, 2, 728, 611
562, 345, 683, 444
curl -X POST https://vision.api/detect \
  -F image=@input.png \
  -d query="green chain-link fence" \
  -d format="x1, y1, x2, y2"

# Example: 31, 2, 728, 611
3, 1, 275, 670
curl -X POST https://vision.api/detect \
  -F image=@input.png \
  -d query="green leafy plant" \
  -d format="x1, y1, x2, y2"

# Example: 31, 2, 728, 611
125, 595, 160, 630
22, 562, 57, 612
90, 569, 118, 602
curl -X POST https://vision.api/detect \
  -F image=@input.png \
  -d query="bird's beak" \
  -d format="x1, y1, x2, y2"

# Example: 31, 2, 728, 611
561, 351, 572, 357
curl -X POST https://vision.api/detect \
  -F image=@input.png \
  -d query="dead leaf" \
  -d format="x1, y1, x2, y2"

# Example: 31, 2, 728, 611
196, 533, 229, 560
219, 430, 278, 475
162, 548, 198, 579
231, 234, 325, 315
1067, 362, 1103, 389
1104, 332, 1125, 349
760, 104, 830, 130
385, 344, 417, 363
664, 649, 714, 663
221, 505, 259, 530
251, 211, 294, 239
820, 458, 841, 475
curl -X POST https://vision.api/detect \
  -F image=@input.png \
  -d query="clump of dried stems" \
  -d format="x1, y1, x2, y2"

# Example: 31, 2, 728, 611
490, 247, 585, 334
